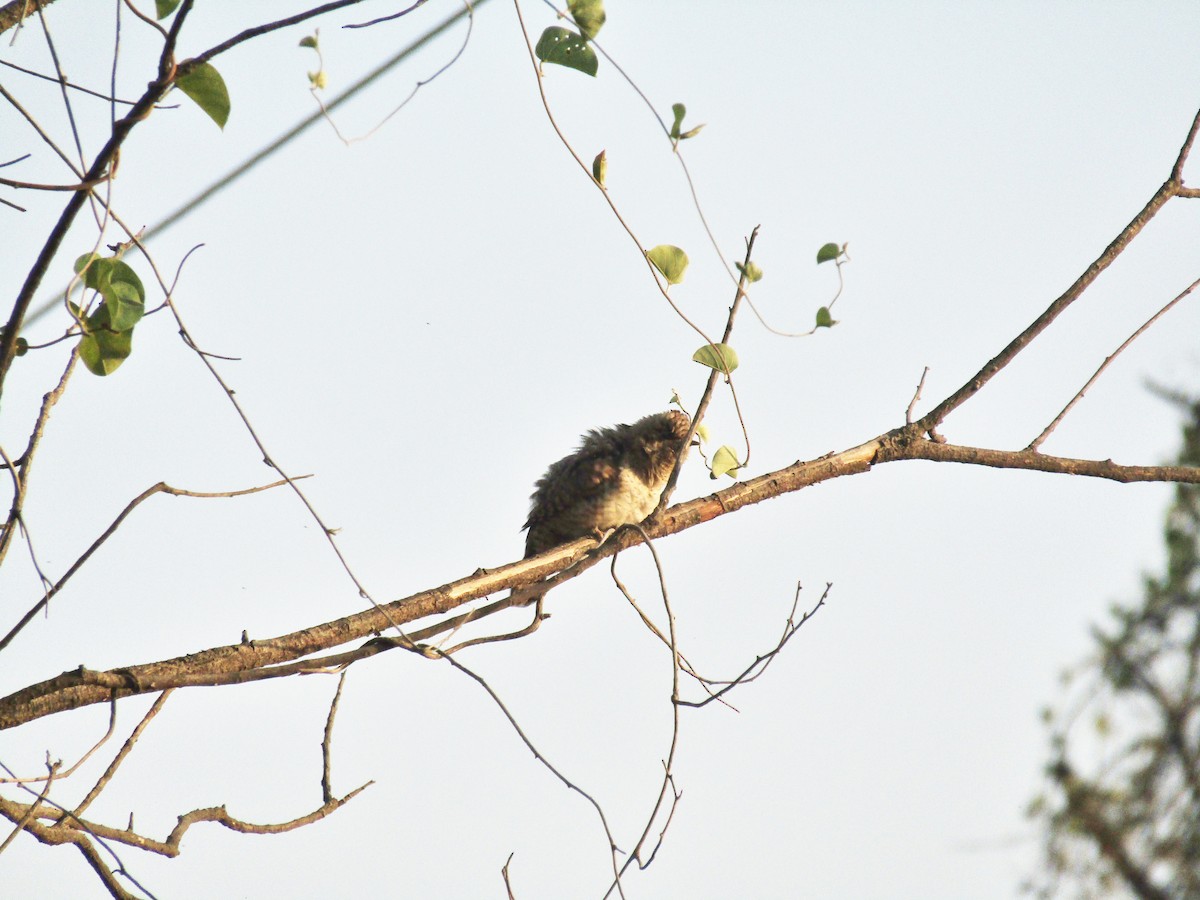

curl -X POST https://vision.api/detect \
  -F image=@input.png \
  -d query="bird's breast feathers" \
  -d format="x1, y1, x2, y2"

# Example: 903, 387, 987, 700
589, 467, 666, 531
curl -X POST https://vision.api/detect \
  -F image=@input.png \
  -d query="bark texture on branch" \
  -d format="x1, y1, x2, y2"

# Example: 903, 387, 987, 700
3, 429, 1196, 730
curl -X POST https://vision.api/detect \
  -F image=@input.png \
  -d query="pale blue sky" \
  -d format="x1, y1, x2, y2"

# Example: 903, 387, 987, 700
3, 2, 1200, 897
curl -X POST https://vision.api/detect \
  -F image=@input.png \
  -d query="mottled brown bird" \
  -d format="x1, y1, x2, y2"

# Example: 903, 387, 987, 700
523, 409, 692, 561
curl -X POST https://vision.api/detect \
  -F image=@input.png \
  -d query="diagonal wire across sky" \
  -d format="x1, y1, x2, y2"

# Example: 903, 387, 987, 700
21, 0, 488, 328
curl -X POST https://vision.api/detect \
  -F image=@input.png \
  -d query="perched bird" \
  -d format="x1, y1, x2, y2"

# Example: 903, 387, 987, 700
517, 411, 691, 606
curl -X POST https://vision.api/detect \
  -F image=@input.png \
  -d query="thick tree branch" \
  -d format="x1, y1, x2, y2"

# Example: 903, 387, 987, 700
3, 427, 1196, 729
877, 432, 1200, 482
0, 0, 61, 36
916, 106, 1200, 433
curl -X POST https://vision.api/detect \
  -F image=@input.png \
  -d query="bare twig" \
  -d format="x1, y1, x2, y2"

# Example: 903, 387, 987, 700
0, 759, 58, 855
906, 366, 929, 425
78, 214, 413, 651
0, 349, 76, 569
34, 2, 86, 173
610, 553, 732, 707
0, 759, 154, 900
581, 24, 734, 280
190, 0, 375, 67
0, 174, 110, 191
556, 5, 850, 339
121, 0, 168, 39
0, 698, 118, 785
501, 852, 518, 899
313, 0, 476, 145
1028, 274, 1200, 450
917, 106, 1200, 435
0, 58, 161, 105
0, 82, 84, 177
655, 226, 761, 516
607, 525, 682, 891
510, 0, 721, 355
68, 692, 173, 821
0, 476, 306, 653
0, 776, 372, 855
677, 582, 830, 709
440, 596, 547, 655
321, 673, 346, 803
433, 651, 626, 898
344, 0, 429, 29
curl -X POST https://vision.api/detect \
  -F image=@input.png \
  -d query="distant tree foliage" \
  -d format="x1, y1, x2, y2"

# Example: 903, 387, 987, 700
1029, 393, 1200, 899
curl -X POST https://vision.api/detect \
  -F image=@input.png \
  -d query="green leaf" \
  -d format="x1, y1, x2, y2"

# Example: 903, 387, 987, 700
79, 327, 133, 376
74, 252, 101, 278
815, 306, 837, 328
816, 242, 841, 264
299, 34, 319, 49
176, 62, 231, 129
735, 261, 763, 283
534, 27, 598, 77
76, 252, 116, 295
692, 343, 739, 374
567, 0, 606, 41
670, 103, 686, 140
678, 123, 706, 140
711, 445, 740, 479
647, 244, 689, 284
15, 337, 28, 357
592, 149, 607, 186
74, 255, 145, 332
155, 0, 181, 19
103, 279, 145, 332
107, 260, 145, 301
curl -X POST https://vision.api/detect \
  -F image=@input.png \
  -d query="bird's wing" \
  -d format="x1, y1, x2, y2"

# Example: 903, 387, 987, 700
523, 426, 629, 555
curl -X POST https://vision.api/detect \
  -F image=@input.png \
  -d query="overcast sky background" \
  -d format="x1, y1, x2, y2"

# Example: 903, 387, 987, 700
3, 2, 1200, 897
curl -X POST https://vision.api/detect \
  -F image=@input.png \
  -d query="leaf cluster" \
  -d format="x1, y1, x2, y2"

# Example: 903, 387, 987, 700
535, 0, 605, 76
71, 254, 146, 376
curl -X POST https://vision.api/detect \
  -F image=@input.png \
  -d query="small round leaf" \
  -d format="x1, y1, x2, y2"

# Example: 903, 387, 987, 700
816, 242, 841, 264
711, 445, 741, 479
735, 261, 763, 283
692, 342, 739, 374
567, 0, 606, 41
79, 328, 133, 376
647, 244, 689, 284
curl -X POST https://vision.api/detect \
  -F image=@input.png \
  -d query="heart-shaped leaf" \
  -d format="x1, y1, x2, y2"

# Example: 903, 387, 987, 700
692, 343, 739, 374
535, 27, 598, 77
